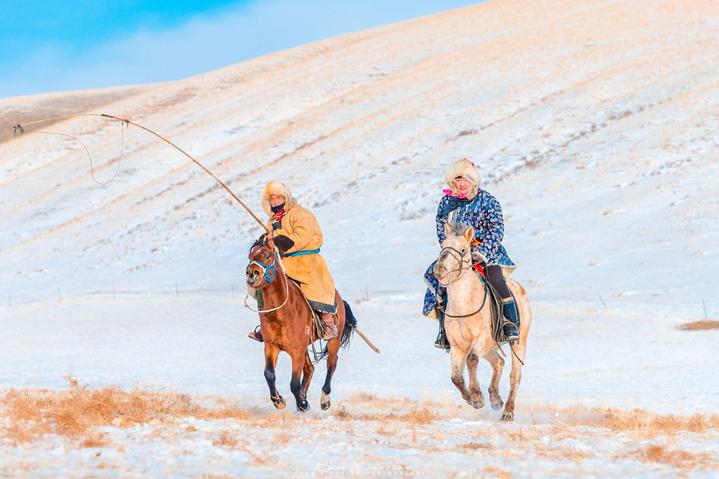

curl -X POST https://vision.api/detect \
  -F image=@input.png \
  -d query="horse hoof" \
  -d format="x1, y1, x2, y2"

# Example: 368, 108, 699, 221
466, 397, 484, 409
320, 391, 331, 410
297, 400, 309, 412
501, 412, 514, 422
491, 400, 504, 411
272, 395, 286, 410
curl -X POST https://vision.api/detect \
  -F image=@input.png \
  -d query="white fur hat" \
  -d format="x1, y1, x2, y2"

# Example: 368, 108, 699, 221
261, 180, 296, 216
445, 158, 480, 198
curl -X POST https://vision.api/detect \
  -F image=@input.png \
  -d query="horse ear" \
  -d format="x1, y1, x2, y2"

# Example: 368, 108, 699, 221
444, 222, 452, 238
463, 226, 474, 243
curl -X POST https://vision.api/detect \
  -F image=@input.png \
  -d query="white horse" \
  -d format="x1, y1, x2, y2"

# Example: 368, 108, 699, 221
433, 222, 531, 421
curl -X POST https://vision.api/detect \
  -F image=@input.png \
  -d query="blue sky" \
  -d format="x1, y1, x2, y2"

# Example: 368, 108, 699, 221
0, 0, 480, 99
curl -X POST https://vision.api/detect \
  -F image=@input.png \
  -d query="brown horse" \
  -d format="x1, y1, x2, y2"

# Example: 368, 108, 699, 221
245, 237, 355, 412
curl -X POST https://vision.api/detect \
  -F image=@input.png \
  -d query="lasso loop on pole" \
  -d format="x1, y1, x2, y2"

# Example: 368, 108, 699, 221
12, 113, 269, 233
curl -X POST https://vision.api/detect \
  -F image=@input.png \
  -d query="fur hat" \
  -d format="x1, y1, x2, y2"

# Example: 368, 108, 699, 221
261, 180, 296, 216
445, 158, 480, 199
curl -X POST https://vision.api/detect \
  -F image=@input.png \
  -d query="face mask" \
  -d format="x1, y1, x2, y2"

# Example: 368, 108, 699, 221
271, 203, 285, 213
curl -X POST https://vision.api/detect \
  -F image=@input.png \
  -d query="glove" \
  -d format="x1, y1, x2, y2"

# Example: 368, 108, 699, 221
272, 235, 295, 256
471, 250, 488, 265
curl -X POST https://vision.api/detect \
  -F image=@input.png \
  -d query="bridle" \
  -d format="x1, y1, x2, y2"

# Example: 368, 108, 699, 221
246, 255, 278, 285
245, 246, 290, 313
436, 246, 472, 285
436, 245, 488, 318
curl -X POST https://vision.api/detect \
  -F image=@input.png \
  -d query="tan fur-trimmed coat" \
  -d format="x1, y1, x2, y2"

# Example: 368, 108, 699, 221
262, 181, 336, 309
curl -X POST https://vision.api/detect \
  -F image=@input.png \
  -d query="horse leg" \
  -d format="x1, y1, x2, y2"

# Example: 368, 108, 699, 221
450, 346, 472, 404
320, 337, 340, 411
502, 342, 526, 421
290, 351, 309, 412
466, 352, 484, 409
301, 351, 314, 401
484, 349, 505, 411
264, 343, 285, 410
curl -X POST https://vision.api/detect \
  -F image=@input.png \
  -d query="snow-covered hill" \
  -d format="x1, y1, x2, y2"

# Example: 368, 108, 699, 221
1, 0, 718, 476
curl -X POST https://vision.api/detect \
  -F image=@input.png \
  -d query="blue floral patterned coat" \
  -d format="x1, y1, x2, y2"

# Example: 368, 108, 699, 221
423, 189, 515, 316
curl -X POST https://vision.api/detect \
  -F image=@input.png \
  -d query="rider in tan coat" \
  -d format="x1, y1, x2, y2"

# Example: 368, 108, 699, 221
248, 180, 338, 341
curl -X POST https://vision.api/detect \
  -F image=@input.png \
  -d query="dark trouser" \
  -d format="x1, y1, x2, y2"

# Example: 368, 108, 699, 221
485, 265, 512, 300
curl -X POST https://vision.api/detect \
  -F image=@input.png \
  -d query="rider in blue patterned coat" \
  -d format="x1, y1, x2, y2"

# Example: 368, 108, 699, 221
423, 158, 520, 349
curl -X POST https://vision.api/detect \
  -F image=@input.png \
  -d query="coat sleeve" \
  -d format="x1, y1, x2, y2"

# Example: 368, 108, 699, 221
435, 196, 451, 245
283, 208, 322, 253
472, 194, 505, 261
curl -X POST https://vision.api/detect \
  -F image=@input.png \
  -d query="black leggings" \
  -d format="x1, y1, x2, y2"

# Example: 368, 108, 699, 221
485, 265, 512, 300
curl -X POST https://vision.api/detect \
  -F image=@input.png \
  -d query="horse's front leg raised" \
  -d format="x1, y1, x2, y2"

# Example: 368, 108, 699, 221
450, 347, 472, 405
484, 348, 505, 411
290, 350, 309, 412
466, 353, 484, 409
264, 343, 285, 409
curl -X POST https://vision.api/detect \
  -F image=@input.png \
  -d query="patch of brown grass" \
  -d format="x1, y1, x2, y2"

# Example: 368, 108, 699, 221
333, 406, 352, 420
678, 320, 719, 331
539, 404, 719, 434
627, 444, 718, 470
80, 432, 110, 449
460, 441, 492, 450
481, 466, 511, 479
212, 431, 239, 449
0, 378, 255, 444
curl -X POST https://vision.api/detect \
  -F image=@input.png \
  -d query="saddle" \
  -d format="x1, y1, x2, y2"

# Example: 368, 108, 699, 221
472, 264, 518, 344
286, 277, 335, 341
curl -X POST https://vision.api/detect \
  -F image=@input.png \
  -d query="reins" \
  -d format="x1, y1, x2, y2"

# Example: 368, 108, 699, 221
436, 246, 488, 318
436, 243, 525, 365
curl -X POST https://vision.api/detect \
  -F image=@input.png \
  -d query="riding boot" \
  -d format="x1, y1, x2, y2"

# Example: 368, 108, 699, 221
434, 308, 450, 350
320, 312, 338, 340
501, 299, 520, 344
248, 325, 264, 342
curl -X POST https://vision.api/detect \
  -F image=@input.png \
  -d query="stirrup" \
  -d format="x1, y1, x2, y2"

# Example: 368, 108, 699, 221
501, 320, 519, 345
434, 333, 450, 351
248, 325, 264, 342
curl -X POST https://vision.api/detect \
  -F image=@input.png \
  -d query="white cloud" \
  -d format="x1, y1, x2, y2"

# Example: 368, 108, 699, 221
0, 0, 479, 98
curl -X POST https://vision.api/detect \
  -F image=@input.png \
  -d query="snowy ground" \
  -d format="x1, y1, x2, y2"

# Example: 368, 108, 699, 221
1, 0, 718, 476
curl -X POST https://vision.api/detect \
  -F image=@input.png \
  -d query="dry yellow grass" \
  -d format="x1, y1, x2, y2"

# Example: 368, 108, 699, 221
534, 404, 719, 434
627, 444, 718, 470
678, 320, 719, 331
212, 431, 240, 449
0, 378, 255, 444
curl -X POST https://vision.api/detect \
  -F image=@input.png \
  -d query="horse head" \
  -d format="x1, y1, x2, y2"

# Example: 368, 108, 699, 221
246, 236, 282, 289
434, 220, 475, 287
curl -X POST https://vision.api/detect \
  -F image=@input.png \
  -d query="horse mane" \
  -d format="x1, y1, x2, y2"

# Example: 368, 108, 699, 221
445, 218, 471, 238
249, 234, 269, 254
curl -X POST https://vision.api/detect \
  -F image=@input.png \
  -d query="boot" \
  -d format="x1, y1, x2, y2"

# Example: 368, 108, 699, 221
501, 299, 520, 344
248, 325, 264, 342
434, 309, 450, 350
320, 312, 338, 340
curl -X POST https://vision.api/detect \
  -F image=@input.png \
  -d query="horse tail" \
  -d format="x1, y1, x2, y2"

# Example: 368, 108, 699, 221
340, 300, 357, 349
